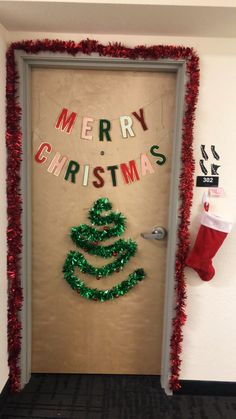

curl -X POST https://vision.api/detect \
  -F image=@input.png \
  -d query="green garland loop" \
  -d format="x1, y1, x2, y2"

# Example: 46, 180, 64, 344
89, 198, 126, 227
64, 248, 137, 277
63, 198, 146, 301
63, 253, 145, 302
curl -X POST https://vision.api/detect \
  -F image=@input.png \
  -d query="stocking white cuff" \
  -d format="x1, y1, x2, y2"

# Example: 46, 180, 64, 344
201, 212, 233, 233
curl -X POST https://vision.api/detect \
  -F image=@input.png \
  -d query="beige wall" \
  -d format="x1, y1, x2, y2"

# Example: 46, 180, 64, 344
0, 22, 9, 393
1, 28, 236, 390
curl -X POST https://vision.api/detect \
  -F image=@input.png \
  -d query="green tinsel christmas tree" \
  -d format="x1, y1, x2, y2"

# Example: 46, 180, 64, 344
63, 198, 146, 302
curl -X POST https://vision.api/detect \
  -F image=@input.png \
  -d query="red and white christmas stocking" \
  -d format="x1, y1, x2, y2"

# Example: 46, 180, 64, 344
186, 212, 233, 281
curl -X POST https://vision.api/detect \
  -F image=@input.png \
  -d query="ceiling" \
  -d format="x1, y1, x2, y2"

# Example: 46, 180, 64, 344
1, 1, 236, 37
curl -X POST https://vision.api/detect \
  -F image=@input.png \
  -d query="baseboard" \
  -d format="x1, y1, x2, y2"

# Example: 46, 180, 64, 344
0, 379, 10, 408
1, 376, 235, 398
175, 380, 236, 396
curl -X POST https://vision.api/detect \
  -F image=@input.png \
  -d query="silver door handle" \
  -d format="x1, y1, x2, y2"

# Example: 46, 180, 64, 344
141, 226, 167, 240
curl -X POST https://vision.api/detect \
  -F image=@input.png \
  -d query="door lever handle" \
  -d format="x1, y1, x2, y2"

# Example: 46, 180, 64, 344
141, 226, 167, 240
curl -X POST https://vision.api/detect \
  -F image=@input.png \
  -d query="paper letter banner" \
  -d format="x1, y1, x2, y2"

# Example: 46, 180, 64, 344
120, 116, 135, 138
93, 166, 105, 188
34, 142, 167, 188
35, 142, 52, 164
140, 153, 155, 176
64, 161, 80, 183
47, 152, 68, 176
132, 108, 148, 131
81, 117, 94, 140
55, 108, 77, 134
120, 160, 140, 184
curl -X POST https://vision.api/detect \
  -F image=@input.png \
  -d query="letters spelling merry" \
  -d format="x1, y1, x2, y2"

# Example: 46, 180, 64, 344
34, 107, 167, 188
55, 107, 148, 140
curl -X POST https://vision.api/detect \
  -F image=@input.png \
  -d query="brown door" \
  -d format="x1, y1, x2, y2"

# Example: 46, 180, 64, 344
31, 67, 176, 374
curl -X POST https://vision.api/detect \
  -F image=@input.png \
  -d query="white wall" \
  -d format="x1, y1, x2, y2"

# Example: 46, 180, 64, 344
182, 52, 236, 381
0, 22, 9, 393
6, 30, 236, 383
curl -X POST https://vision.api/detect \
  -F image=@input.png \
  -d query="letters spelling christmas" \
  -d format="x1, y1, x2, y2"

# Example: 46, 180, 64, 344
34, 107, 167, 188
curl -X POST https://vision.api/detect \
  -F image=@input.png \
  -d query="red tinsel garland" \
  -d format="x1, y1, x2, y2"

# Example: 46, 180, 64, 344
6, 39, 199, 392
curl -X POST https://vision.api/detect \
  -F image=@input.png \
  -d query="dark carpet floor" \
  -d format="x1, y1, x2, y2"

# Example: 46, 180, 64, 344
0, 374, 236, 419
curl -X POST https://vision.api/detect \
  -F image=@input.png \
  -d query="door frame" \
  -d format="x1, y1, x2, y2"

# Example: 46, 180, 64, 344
14, 50, 187, 396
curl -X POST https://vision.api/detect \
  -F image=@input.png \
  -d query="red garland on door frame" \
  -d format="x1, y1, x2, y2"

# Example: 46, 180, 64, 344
6, 39, 199, 392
